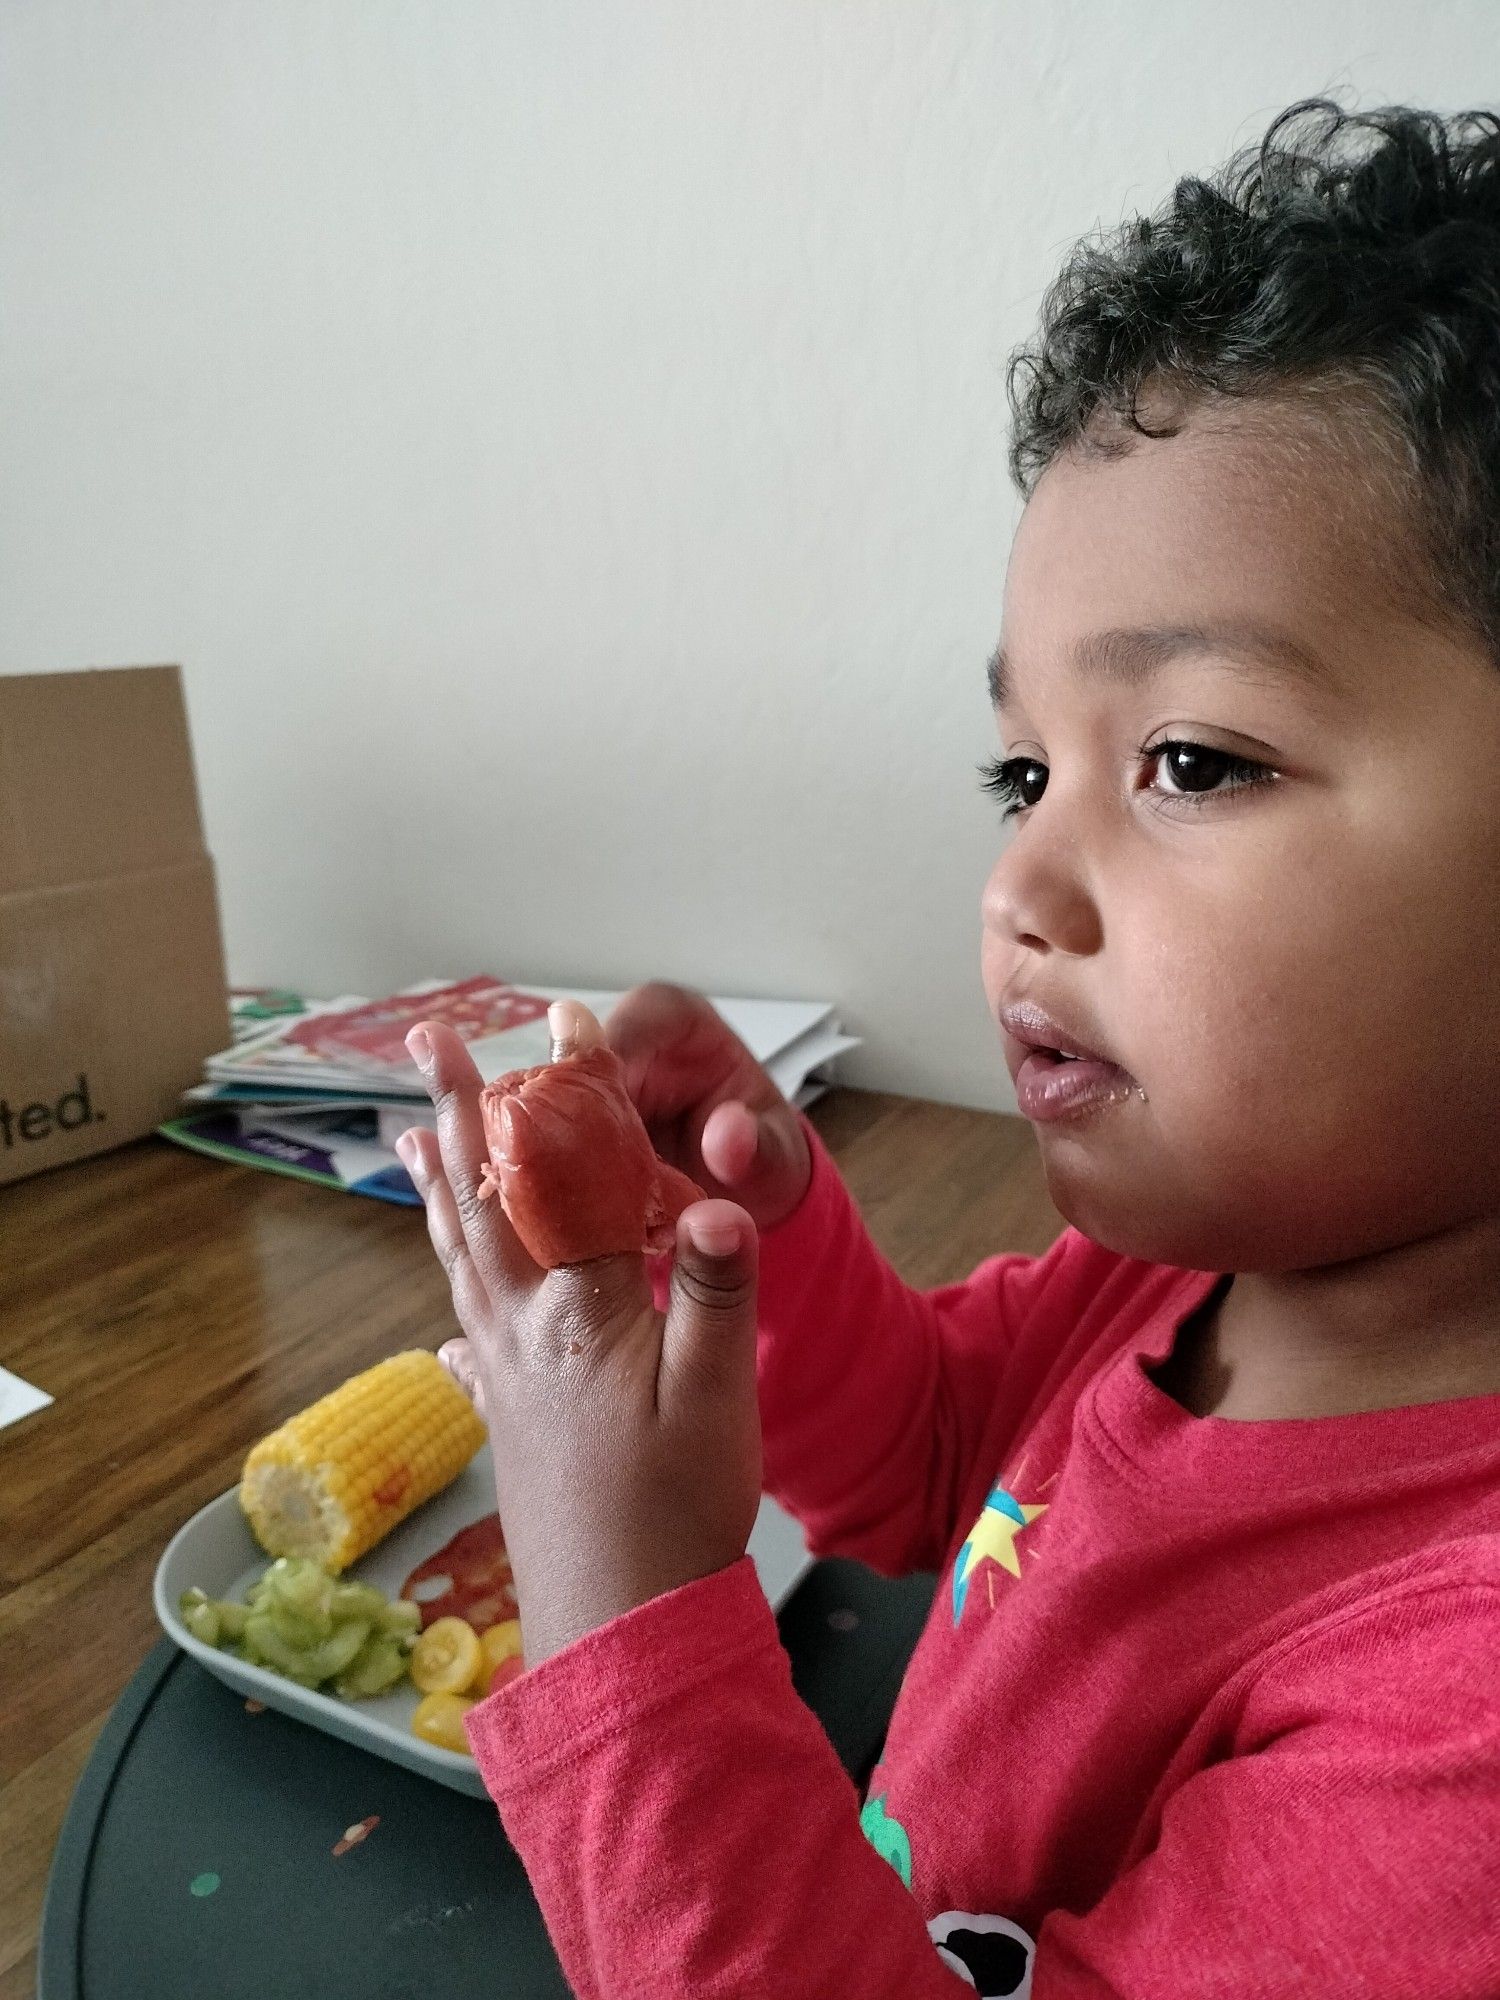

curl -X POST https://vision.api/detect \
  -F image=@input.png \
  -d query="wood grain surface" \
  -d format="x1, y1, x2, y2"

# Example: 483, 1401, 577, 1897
0, 1091, 1061, 1997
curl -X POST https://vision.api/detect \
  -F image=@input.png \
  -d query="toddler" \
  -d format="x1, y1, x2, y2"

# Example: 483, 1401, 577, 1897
396, 97, 1500, 1998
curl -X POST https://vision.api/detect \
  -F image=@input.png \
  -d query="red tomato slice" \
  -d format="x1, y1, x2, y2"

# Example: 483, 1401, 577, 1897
400, 1515, 518, 1632
487, 1654, 525, 1697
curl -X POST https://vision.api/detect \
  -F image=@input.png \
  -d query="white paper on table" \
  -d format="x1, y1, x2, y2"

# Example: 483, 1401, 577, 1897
765, 1024, 863, 1103
0, 1366, 53, 1432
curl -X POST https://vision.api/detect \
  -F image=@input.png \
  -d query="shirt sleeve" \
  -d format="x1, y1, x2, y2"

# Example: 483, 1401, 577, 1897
1031, 1566, 1500, 1999
655, 1111, 1074, 1577
465, 1555, 972, 2000
470, 1559, 1499, 2000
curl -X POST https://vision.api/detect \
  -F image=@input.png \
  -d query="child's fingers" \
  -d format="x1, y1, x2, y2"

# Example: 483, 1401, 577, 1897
398, 1127, 497, 1334
437, 1335, 489, 1425
546, 998, 605, 1059
405, 1020, 542, 1296
700, 1100, 760, 1184
700, 1098, 807, 1216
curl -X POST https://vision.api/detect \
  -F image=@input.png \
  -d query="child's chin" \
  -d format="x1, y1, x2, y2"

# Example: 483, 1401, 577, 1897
1041, 1168, 1230, 1272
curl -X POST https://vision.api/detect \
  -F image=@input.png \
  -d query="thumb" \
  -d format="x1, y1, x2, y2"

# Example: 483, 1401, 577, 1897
657, 1199, 759, 1417
437, 1336, 489, 1427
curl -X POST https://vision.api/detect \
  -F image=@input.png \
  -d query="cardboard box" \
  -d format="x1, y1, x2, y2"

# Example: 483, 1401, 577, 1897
0, 665, 231, 1185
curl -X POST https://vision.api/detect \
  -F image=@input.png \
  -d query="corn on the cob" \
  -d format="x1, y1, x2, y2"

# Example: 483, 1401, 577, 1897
239, 1350, 486, 1572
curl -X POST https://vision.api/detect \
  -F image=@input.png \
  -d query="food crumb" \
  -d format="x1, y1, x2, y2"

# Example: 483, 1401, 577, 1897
333, 1815, 381, 1857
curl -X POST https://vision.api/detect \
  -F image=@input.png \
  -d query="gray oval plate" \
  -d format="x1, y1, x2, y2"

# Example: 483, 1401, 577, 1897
154, 1451, 812, 1795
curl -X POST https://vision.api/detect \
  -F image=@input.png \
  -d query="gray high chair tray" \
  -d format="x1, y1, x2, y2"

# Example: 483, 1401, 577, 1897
40, 1560, 936, 1999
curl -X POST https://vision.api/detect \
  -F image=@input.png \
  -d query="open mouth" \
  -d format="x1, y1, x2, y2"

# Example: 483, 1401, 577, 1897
1029, 1043, 1089, 1066
998, 999, 1134, 1116
1008, 1038, 1137, 1123
1019, 1040, 1123, 1076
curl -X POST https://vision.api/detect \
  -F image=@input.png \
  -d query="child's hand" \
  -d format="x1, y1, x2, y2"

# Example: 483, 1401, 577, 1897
396, 1020, 763, 1669
601, 981, 813, 1232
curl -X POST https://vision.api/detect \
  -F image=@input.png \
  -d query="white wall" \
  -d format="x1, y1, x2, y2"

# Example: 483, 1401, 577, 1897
2, 2, 1491, 1110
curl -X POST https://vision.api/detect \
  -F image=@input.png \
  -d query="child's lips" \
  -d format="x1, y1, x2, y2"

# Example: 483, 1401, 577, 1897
998, 997, 1137, 1122
1012, 1046, 1135, 1122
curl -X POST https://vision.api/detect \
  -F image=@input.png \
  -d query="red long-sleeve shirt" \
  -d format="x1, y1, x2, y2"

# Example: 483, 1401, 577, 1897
466, 1114, 1500, 1997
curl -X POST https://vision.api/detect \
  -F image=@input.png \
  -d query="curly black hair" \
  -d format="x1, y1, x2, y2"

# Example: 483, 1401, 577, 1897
1007, 98, 1500, 657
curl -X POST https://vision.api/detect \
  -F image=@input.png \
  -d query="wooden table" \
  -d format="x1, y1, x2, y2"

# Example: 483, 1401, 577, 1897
0, 1089, 1061, 1999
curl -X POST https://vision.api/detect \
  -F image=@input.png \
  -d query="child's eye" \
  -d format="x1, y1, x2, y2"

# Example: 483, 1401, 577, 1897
977, 740, 1274, 822
977, 754, 1047, 820
1146, 739, 1275, 801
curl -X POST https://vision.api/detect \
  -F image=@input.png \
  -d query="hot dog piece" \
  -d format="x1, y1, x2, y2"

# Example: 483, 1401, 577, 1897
477, 1042, 705, 1267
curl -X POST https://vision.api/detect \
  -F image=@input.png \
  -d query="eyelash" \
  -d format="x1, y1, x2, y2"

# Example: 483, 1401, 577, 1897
977, 741, 1275, 822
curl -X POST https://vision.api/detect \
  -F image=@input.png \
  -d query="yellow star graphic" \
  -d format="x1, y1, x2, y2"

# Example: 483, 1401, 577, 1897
952, 1484, 1047, 1621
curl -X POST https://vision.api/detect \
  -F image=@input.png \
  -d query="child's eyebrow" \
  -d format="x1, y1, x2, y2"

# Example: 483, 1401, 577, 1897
987, 622, 1333, 710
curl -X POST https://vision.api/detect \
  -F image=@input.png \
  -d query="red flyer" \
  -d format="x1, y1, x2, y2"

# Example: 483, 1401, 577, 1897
283, 977, 552, 1068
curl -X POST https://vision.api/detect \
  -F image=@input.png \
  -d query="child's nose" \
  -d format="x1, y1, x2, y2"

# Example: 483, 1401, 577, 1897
981, 824, 1103, 959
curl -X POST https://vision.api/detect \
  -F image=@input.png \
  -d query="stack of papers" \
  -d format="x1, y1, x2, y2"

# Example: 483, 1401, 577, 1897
158, 977, 860, 1208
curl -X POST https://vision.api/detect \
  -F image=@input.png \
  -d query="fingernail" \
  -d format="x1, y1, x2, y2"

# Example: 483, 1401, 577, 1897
394, 1130, 419, 1172
547, 1001, 573, 1062
406, 1026, 432, 1070
687, 1212, 741, 1258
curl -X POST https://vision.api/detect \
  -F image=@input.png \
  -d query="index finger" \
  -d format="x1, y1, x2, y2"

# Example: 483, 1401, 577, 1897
408, 1018, 542, 1295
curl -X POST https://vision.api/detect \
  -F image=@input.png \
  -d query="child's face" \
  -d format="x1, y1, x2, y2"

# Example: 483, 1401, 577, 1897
981, 402, 1500, 1273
